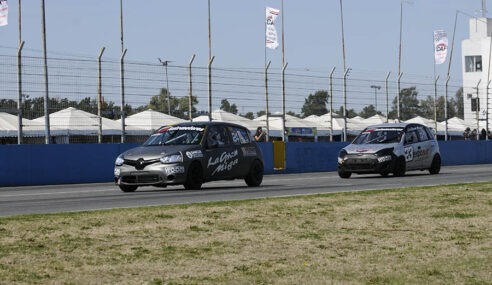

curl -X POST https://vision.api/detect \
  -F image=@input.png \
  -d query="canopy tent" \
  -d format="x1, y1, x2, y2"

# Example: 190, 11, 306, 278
361, 114, 388, 125
304, 113, 343, 135
0, 112, 65, 137
193, 110, 259, 132
118, 109, 185, 135
404, 116, 436, 129
33, 107, 125, 135
437, 117, 470, 136
254, 113, 329, 137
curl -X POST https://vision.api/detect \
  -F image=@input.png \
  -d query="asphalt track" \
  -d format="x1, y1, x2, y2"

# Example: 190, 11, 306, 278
1, 164, 491, 217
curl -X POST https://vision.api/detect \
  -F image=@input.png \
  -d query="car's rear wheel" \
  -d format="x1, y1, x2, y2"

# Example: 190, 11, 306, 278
338, 168, 352, 178
184, 162, 203, 190
429, 154, 441, 175
245, 160, 264, 187
380, 172, 389, 177
393, 157, 406, 177
119, 185, 138, 192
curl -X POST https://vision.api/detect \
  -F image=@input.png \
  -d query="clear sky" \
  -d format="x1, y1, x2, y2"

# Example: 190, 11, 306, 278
0, 0, 486, 114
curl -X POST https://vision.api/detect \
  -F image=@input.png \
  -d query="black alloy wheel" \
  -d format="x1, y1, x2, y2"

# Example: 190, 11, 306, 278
393, 157, 406, 177
184, 162, 203, 190
429, 155, 441, 175
245, 160, 264, 187
119, 184, 138, 192
338, 168, 352, 178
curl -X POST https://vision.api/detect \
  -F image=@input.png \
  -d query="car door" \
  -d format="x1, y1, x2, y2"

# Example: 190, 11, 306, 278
203, 125, 239, 179
403, 129, 422, 170
415, 127, 433, 168
228, 126, 255, 177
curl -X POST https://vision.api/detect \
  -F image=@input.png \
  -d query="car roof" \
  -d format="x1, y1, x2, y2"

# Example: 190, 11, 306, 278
366, 122, 427, 129
160, 121, 249, 130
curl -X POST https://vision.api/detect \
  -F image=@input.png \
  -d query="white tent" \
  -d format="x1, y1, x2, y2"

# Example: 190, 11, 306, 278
404, 116, 436, 129
362, 114, 387, 125
304, 113, 343, 135
33, 107, 123, 135
437, 117, 468, 136
193, 110, 259, 132
254, 113, 326, 137
118, 109, 184, 135
0, 112, 65, 137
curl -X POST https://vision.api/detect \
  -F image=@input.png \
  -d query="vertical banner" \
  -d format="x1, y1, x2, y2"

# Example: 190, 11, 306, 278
266, 7, 279, 50
434, 30, 448, 64
0, 0, 8, 27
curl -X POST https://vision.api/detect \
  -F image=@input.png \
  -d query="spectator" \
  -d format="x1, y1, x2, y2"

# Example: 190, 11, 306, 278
471, 129, 477, 140
463, 127, 471, 140
254, 127, 266, 142
480, 128, 487, 140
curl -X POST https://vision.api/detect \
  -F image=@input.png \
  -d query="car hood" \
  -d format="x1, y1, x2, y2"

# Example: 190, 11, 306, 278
343, 143, 399, 154
122, 145, 199, 160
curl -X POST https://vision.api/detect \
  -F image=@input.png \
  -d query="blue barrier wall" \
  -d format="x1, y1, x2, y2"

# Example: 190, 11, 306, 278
1, 141, 491, 187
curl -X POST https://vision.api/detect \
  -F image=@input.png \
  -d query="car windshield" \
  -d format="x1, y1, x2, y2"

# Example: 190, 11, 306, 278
143, 126, 205, 146
353, 128, 403, 144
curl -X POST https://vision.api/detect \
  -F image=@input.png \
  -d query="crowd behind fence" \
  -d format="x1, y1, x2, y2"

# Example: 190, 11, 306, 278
0, 52, 490, 144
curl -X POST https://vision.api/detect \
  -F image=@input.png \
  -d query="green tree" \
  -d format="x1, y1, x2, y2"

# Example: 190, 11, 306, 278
388, 87, 420, 120
301, 90, 329, 117
220, 99, 238, 114
257, 110, 266, 117
147, 88, 198, 119
338, 106, 357, 118
358, 104, 382, 118
453, 88, 464, 119
241, 112, 254, 119
287, 111, 301, 118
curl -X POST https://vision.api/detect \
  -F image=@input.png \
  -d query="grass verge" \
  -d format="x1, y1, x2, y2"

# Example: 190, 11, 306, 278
0, 182, 491, 284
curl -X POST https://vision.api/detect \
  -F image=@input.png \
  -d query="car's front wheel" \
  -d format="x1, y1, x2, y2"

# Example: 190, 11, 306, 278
119, 184, 138, 192
338, 168, 352, 178
393, 157, 406, 177
245, 160, 264, 187
184, 162, 203, 190
429, 154, 441, 175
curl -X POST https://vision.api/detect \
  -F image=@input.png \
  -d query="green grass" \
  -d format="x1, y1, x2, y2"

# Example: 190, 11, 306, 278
0, 182, 491, 284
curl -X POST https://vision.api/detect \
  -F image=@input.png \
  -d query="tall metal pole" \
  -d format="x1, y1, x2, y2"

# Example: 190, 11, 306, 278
370, 85, 381, 111
475, 79, 481, 140
97, 47, 105, 144
329, 67, 336, 142
433, 75, 440, 137
17, 41, 24, 144
397, 72, 403, 122
41, 0, 50, 144
487, 80, 490, 140
343, 68, 350, 141
447, 11, 458, 78
339, 0, 347, 72
120, 49, 127, 143
385, 72, 391, 122
445, 76, 450, 140
18, 0, 21, 44
165, 63, 170, 116
188, 54, 195, 121
208, 0, 211, 60
264, 61, 271, 142
120, 0, 124, 53
281, 62, 288, 142
281, 0, 285, 66
398, 0, 403, 78
207, 56, 215, 121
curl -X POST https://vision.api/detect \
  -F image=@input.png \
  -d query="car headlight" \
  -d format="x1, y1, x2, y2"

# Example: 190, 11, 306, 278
338, 149, 348, 164
160, 153, 183, 164
377, 155, 392, 163
115, 155, 124, 166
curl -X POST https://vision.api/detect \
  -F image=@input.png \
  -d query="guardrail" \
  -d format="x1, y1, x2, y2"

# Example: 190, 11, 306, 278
1, 141, 491, 187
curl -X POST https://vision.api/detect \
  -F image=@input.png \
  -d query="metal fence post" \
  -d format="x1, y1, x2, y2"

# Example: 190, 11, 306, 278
17, 41, 25, 145
434, 75, 440, 137
487, 80, 491, 140
343, 68, 350, 142
208, 56, 215, 121
397, 72, 403, 122
475, 79, 481, 140
445, 75, 450, 140
281, 62, 288, 142
264, 61, 271, 142
329, 67, 336, 142
97, 47, 105, 144
188, 54, 195, 121
120, 49, 127, 143
385, 72, 390, 123
41, 0, 50, 144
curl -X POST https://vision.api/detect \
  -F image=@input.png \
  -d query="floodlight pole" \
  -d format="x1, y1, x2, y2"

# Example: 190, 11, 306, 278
343, 68, 350, 142
281, 62, 288, 142
444, 76, 450, 140
188, 54, 195, 121
208, 56, 215, 122
264, 61, 271, 142
397, 72, 403, 122
329, 67, 336, 142
120, 49, 127, 143
433, 75, 440, 137
370, 85, 381, 111
97, 47, 105, 144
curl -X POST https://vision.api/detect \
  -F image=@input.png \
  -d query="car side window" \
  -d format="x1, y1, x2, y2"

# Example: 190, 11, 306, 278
417, 128, 429, 141
424, 127, 435, 140
404, 131, 419, 145
206, 126, 230, 148
229, 127, 251, 145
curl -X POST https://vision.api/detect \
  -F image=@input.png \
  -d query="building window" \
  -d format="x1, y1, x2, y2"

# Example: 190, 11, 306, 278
465, 55, 482, 72
471, 98, 480, 112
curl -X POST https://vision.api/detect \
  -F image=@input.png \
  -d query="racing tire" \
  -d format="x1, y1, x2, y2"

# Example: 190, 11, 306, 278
393, 157, 406, 177
184, 162, 203, 190
429, 155, 441, 175
380, 172, 390, 177
338, 168, 352, 179
245, 160, 264, 187
119, 185, 138, 192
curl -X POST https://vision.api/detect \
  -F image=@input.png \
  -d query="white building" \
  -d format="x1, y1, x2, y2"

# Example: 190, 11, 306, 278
462, 17, 492, 131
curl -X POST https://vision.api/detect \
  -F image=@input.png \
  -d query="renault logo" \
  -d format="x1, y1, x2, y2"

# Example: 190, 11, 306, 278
135, 158, 145, 170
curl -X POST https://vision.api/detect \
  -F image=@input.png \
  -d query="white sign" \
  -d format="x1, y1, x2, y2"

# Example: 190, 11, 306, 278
0, 0, 8, 27
433, 30, 448, 65
265, 7, 279, 50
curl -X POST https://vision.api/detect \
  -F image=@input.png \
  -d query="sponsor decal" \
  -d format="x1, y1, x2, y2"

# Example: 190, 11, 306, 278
208, 149, 239, 176
185, 150, 203, 159
165, 166, 185, 174
355, 149, 371, 152
157, 126, 205, 133
404, 146, 414, 162
241, 147, 257, 157
413, 148, 429, 160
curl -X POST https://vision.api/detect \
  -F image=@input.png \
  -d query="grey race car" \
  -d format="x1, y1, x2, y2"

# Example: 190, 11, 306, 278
337, 123, 441, 178
114, 122, 264, 192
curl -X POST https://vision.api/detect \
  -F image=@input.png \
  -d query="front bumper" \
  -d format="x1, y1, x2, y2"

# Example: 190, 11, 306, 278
114, 162, 187, 186
338, 154, 395, 174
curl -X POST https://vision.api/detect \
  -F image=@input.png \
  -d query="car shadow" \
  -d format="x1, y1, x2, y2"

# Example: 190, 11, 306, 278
133, 184, 281, 193
350, 172, 434, 179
